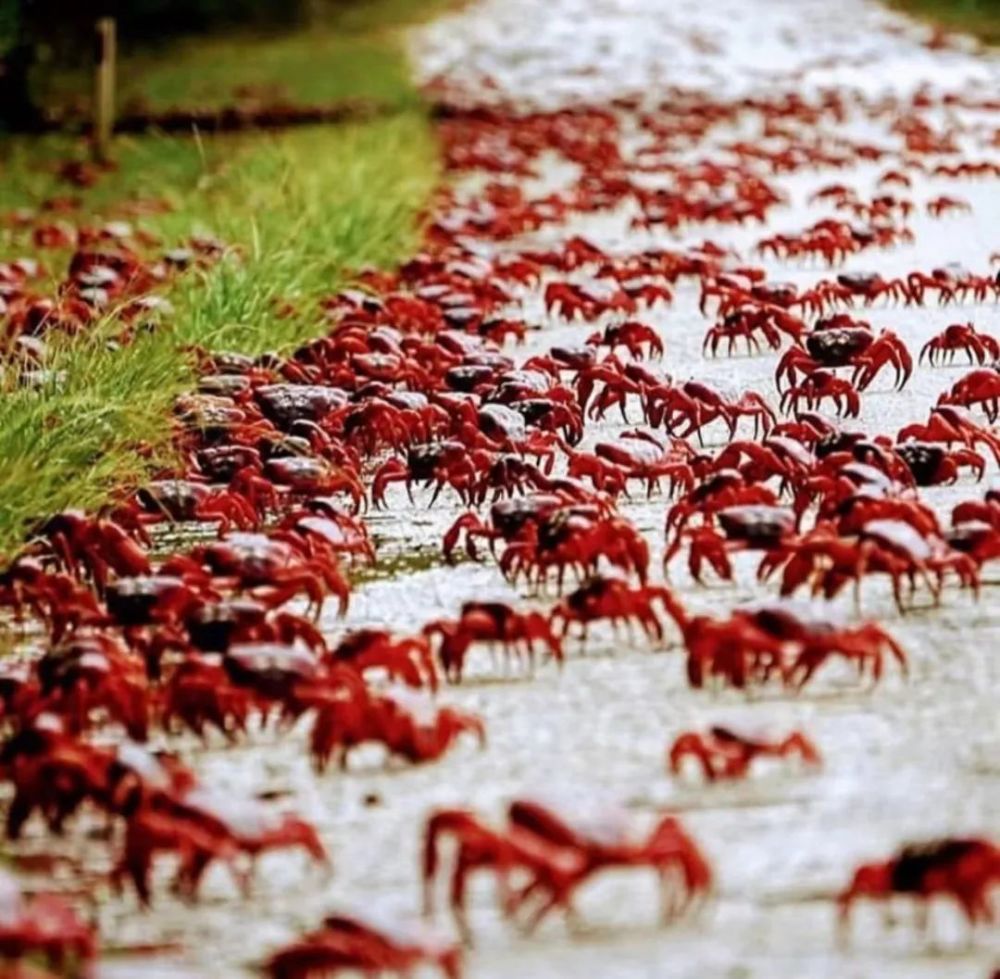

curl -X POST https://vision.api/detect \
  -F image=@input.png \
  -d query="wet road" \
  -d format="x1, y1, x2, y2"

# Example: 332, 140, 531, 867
14, 1, 1000, 977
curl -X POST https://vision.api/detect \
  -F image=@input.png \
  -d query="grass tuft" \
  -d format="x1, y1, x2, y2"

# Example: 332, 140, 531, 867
0, 3, 443, 559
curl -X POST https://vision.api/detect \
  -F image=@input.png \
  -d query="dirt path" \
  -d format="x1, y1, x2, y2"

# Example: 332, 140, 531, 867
11, 3, 1000, 977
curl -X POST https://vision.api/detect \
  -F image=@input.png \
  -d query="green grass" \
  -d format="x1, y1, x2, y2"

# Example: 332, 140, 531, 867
888, 0, 1000, 43
33, 0, 457, 118
0, 4, 442, 559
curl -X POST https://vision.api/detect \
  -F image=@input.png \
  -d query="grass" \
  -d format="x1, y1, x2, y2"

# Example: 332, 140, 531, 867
32, 0, 457, 118
888, 0, 1000, 43
0, 2, 443, 559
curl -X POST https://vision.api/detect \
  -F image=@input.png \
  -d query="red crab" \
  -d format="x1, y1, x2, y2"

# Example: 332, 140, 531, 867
650, 380, 776, 442
115, 785, 327, 906
309, 692, 485, 772
35, 511, 150, 589
919, 323, 999, 367
500, 508, 650, 590
423, 798, 710, 940
937, 368, 1000, 422
264, 913, 463, 979
838, 838, 1000, 935
423, 602, 562, 683
702, 305, 804, 357
775, 327, 912, 392
34, 634, 150, 741
329, 629, 439, 690
0, 718, 113, 838
668, 726, 821, 781
372, 441, 494, 508
163, 533, 350, 618
835, 271, 912, 306
899, 406, 1000, 465
0, 871, 97, 974
780, 369, 860, 417
665, 504, 798, 583
549, 576, 685, 645
733, 600, 909, 688
666, 470, 781, 542
586, 321, 663, 359
543, 281, 634, 320
761, 521, 978, 612
505, 797, 712, 930
925, 195, 971, 218
127, 480, 258, 531
893, 441, 984, 486
591, 432, 695, 497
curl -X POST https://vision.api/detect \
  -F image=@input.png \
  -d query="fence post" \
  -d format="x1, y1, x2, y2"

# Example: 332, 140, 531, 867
93, 17, 116, 162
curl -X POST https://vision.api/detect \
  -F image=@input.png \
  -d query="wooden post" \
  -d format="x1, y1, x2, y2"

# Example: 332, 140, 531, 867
93, 17, 116, 163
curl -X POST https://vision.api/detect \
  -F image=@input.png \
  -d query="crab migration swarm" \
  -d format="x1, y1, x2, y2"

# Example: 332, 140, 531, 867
1, 2, 1000, 978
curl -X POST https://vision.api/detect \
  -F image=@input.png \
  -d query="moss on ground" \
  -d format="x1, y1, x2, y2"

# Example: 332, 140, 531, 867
888, 0, 1000, 44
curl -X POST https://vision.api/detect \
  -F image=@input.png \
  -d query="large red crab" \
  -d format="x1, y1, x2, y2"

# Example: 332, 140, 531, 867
163, 532, 350, 618
919, 322, 999, 367
838, 837, 1000, 935
775, 326, 912, 392
423, 797, 710, 940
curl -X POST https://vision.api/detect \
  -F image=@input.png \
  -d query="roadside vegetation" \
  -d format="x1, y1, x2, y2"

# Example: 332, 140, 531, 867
0, 0, 443, 557
889, 0, 1000, 44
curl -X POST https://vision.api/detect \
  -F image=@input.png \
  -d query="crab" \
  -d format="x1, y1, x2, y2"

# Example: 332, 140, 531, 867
0, 718, 114, 838
543, 281, 635, 320
128, 479, 258, 531
309, 691, 485, 772
775, 327, 912, 393
329, 629, 439, 690
780, 369, 861, 417
499, 508, 650, 590
666, 470, 781, 543
649, 380, 776, 442
505, 797, 712, 930
372, 441, 494, 508
835, 271, 912, 306
702, 305, 804, 357
423, 798, 711, 940
925, 195, 971, 218
264, 913, 463, 979
165, 788, 329, 896
549, 576, 686, 645
838, 838, 1000, 935
664, 504, 798, 583
35, 511, 150, 590
162, 532, 350, 618
668, 726, 821, 781
586, 320, 663, 359
423, 602, 563, 683
761, 520, 978, 613
730, 600, 909, 688
34, 635, 150, 741
0, 871, 97, 974
898, 406, 1000, 466
591, 431, 695, 497
937, 367, 1000, 422
893, 441, 984, 486
919, 323, 999, 367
